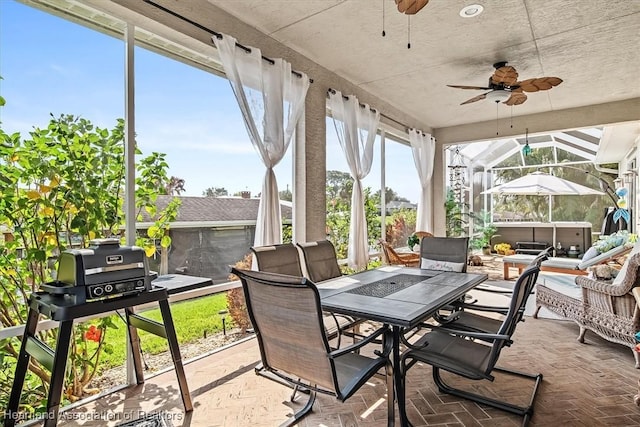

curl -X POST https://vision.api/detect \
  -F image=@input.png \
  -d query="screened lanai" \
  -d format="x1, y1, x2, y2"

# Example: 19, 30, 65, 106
447, 124, 638, 252
2, 1, 640, 426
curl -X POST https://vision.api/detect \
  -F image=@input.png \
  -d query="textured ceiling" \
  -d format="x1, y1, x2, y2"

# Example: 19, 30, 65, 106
207, 0, 640, 139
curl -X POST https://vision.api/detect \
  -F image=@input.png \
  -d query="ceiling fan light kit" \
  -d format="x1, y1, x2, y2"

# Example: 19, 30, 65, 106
486, 90, 511, 103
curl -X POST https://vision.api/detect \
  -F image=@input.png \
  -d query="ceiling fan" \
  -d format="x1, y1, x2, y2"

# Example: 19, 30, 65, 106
448, 61, 563, 106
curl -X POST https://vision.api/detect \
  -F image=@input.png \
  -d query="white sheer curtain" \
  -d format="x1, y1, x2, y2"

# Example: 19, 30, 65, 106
409, 129, 436, 232
328, 90, 380, 270
213, 34, 309, 246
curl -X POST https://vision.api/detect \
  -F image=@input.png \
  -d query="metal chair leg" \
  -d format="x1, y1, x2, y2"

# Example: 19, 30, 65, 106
432, 366, 543, 426
280, 389, 316, 427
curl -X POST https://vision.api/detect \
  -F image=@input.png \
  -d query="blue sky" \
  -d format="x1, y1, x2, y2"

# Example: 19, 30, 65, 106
0, 0, 419, 202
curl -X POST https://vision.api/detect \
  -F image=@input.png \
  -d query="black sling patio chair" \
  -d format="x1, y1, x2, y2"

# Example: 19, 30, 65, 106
419, 236, 469, 272
231, 268, 394, 427
296, 240, 343, 283
250, 243, 357, 347
400, 264, 543, 426
250, 243, 303, 276
432, 250, 549, 334
417, 236, 471, 325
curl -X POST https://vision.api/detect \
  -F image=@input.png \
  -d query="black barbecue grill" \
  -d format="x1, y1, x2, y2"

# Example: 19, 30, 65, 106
41, 238, 155, 304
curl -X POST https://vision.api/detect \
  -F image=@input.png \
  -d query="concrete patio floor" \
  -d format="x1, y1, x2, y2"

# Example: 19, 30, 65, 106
53, 283, 640, 427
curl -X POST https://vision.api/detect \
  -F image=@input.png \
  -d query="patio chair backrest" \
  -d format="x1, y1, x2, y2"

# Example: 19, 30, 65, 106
296, 240, 342, 282
250, 243, 303, 276
420, 237, 469, 272
232, 268, 338, 391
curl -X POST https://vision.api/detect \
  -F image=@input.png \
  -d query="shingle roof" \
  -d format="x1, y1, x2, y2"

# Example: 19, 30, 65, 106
141, 195, 292, 224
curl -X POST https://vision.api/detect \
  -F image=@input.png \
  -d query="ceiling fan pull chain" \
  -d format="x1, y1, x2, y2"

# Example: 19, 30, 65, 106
496, 102, 499, 135
407, 15, 411, 49
510, 106, 513, 128
382, 0, 386, 37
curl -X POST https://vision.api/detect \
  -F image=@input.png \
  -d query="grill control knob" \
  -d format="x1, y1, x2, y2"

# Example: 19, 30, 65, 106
93, 287, 104, 296
105, 284, 113, 293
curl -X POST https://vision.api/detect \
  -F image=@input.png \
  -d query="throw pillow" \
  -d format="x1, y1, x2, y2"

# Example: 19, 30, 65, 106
581, 246, 599, 263
421, 258, 465, 272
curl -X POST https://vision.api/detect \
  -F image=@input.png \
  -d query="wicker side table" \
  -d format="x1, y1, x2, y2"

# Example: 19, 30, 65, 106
633, 288, 640, 406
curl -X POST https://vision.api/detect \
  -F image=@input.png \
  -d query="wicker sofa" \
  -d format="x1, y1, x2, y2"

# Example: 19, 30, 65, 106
534, 248, 640, 368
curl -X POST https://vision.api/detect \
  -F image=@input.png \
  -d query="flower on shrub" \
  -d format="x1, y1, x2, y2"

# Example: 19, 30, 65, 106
493, 243, 512, 255
84, 325, 102, 343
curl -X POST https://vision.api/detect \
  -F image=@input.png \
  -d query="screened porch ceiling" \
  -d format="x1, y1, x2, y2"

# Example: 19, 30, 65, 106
457, 126, 602, 170
27, 0, 640, 164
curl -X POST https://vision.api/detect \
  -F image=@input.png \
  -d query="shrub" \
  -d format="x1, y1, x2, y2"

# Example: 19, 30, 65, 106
226, 253, 252, 333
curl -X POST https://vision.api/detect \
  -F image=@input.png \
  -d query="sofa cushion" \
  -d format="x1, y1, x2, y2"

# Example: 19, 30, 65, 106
581, 246, 599, 263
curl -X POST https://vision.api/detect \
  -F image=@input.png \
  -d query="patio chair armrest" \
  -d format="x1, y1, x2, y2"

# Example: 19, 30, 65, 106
474, 285, 513, 295
575, 275, 627, 296
450, 302, 510, 314
434, 325, 511, 342
329, 324, 390, 358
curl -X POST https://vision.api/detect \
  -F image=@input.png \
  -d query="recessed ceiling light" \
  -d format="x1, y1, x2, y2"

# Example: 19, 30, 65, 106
460, 4, 484, 18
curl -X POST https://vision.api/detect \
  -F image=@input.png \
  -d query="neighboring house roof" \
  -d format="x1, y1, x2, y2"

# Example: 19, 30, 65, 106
138, 195, 292, 228
386, 201, 417, 210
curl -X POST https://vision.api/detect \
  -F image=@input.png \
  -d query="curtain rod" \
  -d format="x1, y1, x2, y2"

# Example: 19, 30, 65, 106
327, 88, 413, 132
143, 0, 311, 82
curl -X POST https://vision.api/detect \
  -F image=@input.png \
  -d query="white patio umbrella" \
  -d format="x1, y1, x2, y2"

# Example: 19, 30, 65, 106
483, 171, 604, 196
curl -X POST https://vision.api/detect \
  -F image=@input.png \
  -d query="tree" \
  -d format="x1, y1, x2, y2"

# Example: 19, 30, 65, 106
164, 176, 186, 195
279, 187, 292, 202
203, 187, 228, 197
326, 170, 353, 205
374, 187, 409, 203
0, 113, 179, 408
327, 187, 380, 260
445, 189, 467, 237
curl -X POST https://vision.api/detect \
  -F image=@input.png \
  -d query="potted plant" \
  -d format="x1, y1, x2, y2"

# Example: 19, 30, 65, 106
470, 211, 498, 255
480, 223, 499, 255
407, 233, 420, 251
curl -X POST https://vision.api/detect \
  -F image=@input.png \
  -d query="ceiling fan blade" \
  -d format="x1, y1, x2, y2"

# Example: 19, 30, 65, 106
461, 91, 491, 105
447, 84, 492, 90
517, 77, 563, 92
504, 92, 527, 106
491, 66, 519, 86
395, 0, 429, 15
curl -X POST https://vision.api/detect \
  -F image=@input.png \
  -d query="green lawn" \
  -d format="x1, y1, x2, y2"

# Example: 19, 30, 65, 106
92, 292, 230, 370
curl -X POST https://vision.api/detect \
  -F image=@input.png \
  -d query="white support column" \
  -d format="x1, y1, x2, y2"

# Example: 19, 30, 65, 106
124, 24, 136, 246
292, 113, 306, 243
380, 131, 386, 242
124, 23, 137, 386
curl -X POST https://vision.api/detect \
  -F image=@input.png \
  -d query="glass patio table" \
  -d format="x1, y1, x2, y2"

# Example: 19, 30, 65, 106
318, 266, 488, 426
